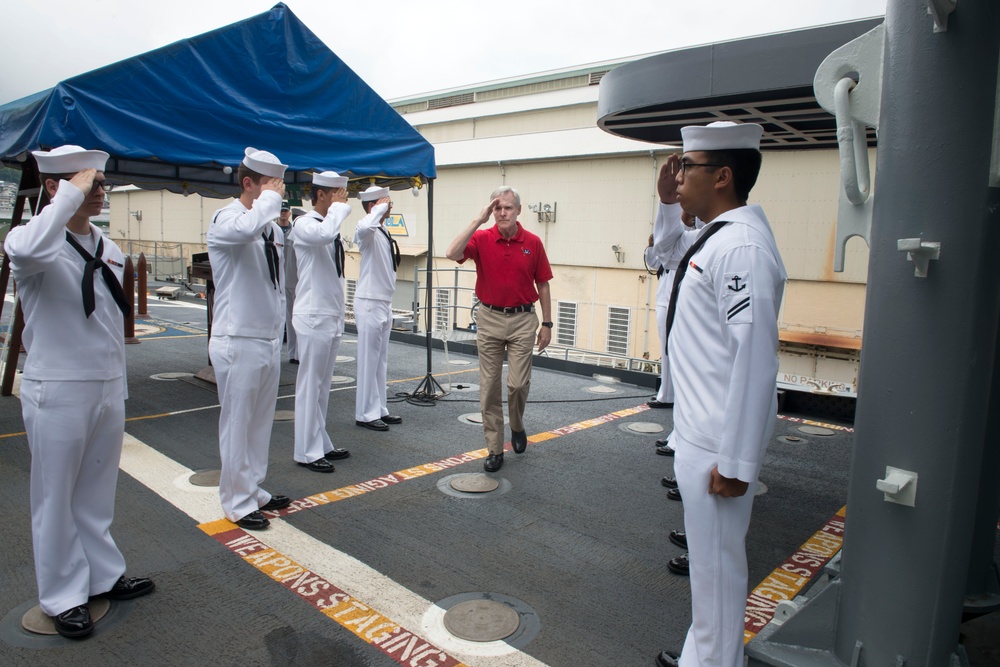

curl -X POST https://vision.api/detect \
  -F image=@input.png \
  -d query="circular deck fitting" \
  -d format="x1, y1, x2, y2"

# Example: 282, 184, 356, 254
22, 598, 111, 635
755, 481, 769, 496
443, 382, 479, 393
458, 413, 506, 426
438, 474, 511, 499
798, 425, 836, 437
134, 323, 165, 336
777, 435, 806, 445
585, 385, 618, 394
447, 359, 473, 366
336, 355, 355, 364
624, 421, 664, 434
189, 469, 221, 487
150, 372, 194, 381
449, 474, 500, 493
330, 375, 354, 384
592, 374, 621, 384
273, 410, 295, 422
443, 600, 520, 642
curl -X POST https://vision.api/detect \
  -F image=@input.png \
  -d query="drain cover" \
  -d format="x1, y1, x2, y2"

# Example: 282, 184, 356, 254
447, 359, 472, 366
449, 474, 500, 493
22, 598, 110, 635
443, 599, 520, 642
755, 481, 768, 496
585, 385, 618, 394
273, 410, 295, 421
625, 422, 663, 434
336, 355, 355, 363
189, 470, 221, 487
778, 435, 805, 444
150, 372, 194, 381
330, 375, 353, 384
798, 425, 835, 437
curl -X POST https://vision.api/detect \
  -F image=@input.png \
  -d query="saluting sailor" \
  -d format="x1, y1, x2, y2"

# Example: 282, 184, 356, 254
207, 147, 294, 530
353, 185, 403, 431
652, 122, 786, 667
289, 171, 352, 471
5, 145, 155, 639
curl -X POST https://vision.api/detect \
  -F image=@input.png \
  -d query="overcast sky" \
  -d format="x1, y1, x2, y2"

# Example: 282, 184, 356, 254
0, 0, 887, 106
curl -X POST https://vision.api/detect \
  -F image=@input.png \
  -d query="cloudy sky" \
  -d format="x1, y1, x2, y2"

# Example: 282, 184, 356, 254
0, 0, 887, 105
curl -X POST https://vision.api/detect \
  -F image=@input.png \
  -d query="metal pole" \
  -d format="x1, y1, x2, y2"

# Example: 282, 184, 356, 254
413, 179, 444, 397
748, 3, 1000, 665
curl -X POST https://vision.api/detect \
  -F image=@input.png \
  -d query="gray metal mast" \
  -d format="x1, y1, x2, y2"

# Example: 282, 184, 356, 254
748, 1, 1000, 665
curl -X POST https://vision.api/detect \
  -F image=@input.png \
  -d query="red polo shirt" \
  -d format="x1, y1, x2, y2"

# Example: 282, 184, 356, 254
460, 222, 553, 308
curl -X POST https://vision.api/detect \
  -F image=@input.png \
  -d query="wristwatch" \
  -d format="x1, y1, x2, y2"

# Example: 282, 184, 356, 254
541, 321, 553, 328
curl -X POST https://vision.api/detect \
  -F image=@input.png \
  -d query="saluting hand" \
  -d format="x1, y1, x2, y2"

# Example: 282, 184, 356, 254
476, 198, 499, 226
658, 155, 681, 205
262, 177, 286, 199
68, 168, 98, 197
331, 187, 348, 204
708, 467, 749, 497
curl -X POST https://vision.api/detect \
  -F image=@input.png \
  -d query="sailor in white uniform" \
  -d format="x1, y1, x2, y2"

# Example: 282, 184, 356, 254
353, 185, 403, 431
277, 203, 299, 362
207, 147, 294, 530
290, 171, 353, 471
5, 145, 154, 639
653, 122, 787, 667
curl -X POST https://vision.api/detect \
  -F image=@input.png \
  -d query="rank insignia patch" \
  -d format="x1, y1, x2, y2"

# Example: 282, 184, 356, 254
724, 271, 752, 323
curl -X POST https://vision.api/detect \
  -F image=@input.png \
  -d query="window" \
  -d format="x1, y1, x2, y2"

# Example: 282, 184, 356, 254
607, 306, 631, 356
557, 301, 577, 347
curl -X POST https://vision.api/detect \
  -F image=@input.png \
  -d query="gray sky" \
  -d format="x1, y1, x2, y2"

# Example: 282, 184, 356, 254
0, 0, 887, 106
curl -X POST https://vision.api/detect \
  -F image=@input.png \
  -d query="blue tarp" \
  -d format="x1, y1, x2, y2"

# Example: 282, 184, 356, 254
0, 3, 435, 196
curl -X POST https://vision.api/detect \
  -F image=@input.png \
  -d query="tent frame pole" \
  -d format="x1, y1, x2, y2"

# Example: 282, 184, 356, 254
413, 178, 444, 397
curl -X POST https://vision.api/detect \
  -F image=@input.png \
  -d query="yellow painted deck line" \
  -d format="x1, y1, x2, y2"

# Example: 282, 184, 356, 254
743, 506, 846, 643
777, 414, 854, 433
118, 432, 545, 665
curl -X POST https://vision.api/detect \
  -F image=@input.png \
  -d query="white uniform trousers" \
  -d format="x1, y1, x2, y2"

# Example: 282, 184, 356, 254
285, 287, 298, 359
674, 432, 756, 667
292, 313, 342, 463
354, 297, 392, 422
210, 335, 280, 521
21, 378, 128, 616
655, 304, 674, 404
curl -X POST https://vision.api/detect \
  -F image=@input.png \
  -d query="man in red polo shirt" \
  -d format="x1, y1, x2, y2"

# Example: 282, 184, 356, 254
446, 186, 553, 472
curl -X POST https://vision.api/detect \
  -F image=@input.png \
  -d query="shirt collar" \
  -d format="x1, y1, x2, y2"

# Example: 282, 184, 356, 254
489, 221, 524, 242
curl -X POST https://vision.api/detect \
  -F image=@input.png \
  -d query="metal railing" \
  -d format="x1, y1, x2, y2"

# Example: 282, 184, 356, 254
118, 240, 207, 282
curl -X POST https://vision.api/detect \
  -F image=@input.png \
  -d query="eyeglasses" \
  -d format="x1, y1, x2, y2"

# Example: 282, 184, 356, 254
92, 180, 114, 193
679, 161, 726, 174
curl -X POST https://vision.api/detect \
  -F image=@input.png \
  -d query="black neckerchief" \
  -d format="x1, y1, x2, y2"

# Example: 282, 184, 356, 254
333, 234, 345, 278
262, 229, 280, 289
663, 221, 731, 354
65, 232, 130, 318
377, 227, 401, 273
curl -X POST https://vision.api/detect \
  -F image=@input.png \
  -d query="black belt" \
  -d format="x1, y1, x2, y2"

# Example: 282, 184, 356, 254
482, 303, 533, 314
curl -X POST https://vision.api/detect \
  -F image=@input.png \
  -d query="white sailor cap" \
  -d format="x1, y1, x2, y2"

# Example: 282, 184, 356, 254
313, 171, 348, 188
32, 145, 109, 174
681, 121, 763, 153
242, 147, 288, 178
360, 185, 390, 202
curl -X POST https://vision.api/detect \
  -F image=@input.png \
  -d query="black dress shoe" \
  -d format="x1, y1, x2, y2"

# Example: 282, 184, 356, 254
260, 494, 292, 511
656, 443, 675, 457
356, 419, 389, 431
52, 605, 93, 639
289, 358, 299, 365
511, 429, 527, 454
669, 530, 687, 549
235, 510, 270, 530
655, 649, 681, 667
655, 439, 669, 447
298, 458, 335, 473
647, 400, 673, 409
667, 487, 682, 501
484, 452, 504, 472
660, 476, 678, 489
667, 553, 689, 576
103, 575, 156, 600
380, 415, 402, 425
324, 448, 350, 460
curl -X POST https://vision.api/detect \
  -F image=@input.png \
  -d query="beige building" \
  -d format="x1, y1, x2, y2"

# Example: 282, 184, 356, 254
108, 22, 875, 397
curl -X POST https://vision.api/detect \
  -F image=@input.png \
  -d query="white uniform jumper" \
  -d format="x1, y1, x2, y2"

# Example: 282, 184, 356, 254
5, 184, 130, 616
645, 202, 685, 404
281, 221, 299, 359
663, 204, 786, 667
207, 190, 286, 522
352, 202, 396, 423
290, 204, 351, 462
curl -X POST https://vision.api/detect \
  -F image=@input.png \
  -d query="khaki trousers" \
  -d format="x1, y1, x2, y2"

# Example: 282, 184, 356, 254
476, 307, 538, 455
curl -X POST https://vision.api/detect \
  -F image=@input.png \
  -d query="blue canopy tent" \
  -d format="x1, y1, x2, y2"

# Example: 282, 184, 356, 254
0, 3, 442, 395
